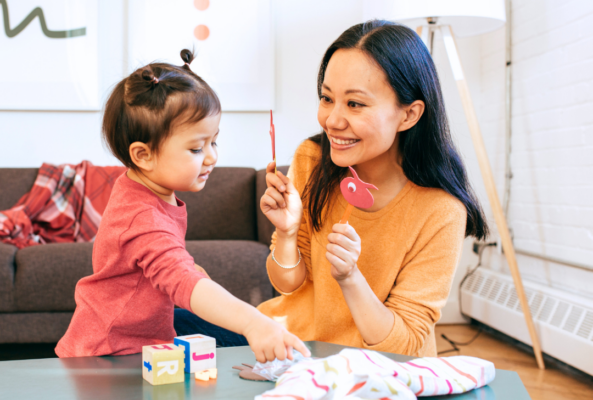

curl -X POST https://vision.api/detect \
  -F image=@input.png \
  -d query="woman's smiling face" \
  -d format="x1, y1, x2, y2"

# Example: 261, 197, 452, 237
317, 48, 405, 168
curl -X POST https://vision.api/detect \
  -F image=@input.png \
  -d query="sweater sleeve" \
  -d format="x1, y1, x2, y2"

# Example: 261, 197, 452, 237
120, 210, 206, 311
265, 141, 319, 294
363, 195, 467, 355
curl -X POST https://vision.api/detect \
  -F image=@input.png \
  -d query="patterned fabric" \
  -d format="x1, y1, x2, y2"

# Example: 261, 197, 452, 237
255, 348, 495, 400
0, 161, 125, 249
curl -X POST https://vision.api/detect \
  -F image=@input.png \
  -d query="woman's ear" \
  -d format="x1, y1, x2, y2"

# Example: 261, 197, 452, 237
129, 142, 155, 172
397, 100, 425, 132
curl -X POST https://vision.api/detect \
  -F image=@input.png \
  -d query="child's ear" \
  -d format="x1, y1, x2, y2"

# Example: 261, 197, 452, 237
129, 142, 154, 172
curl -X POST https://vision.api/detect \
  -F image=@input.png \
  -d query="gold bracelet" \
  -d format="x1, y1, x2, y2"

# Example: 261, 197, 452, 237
271, 248, 302, 269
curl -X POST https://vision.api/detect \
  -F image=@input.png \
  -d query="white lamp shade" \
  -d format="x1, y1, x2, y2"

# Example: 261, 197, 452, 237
392, 0, 506, 37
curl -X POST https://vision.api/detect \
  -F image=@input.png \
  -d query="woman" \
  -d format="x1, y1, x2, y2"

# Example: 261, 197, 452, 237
258, 20, 488, 357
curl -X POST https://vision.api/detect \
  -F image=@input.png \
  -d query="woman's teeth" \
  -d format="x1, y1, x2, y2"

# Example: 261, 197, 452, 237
331, 137, 358, 145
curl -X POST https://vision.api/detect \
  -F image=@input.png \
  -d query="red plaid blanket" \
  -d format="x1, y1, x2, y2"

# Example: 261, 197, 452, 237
0, 161, 126, 249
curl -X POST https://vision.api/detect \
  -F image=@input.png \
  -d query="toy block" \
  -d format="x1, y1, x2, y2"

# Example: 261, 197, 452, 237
174, 334, 216, 374
142, 344, 185, 385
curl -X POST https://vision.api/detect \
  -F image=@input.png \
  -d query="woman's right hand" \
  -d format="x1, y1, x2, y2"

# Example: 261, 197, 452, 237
260, 162, 303, 238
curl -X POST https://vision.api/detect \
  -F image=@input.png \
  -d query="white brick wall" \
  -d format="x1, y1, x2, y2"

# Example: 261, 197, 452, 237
474, 0, 593, 299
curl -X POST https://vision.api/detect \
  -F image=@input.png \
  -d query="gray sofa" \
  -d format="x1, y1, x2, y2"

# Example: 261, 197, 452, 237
0, 166, 287, 343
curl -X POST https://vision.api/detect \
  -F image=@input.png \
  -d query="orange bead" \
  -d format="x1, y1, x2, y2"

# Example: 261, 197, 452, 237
193, 0, 209, 11
194, 25, 210, 41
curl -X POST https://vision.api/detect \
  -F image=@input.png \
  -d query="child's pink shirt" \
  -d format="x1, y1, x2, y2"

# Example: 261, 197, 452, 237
56, 172, 206, 357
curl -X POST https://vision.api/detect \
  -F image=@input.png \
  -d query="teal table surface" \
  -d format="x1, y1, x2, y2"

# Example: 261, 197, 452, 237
0, 341, 530, 399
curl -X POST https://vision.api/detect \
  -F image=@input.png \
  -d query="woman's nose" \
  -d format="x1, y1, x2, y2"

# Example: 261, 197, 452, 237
325, 104, 348, 131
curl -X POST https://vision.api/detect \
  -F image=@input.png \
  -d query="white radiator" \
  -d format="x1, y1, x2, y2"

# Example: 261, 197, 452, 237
460, 268, 593, 375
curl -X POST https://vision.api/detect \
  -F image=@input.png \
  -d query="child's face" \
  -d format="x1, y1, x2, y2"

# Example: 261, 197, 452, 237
317, 48, 414, 168
152, 113, 221, 193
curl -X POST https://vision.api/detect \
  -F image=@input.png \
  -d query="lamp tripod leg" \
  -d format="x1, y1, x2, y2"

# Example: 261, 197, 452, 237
439, 25, 545, 370
417, 25, 431, 50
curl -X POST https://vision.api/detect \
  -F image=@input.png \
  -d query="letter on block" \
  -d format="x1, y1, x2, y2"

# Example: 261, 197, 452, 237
174, 334, 216, 375
142, 344, 185, 385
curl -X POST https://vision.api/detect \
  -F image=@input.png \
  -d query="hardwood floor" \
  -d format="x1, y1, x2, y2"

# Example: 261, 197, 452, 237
435, 324, 593, 400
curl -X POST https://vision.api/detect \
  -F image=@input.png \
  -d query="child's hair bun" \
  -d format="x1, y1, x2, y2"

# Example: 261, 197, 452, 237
141, 68, 159, 85
180, 49, 196, 70
123, 66, 161, 106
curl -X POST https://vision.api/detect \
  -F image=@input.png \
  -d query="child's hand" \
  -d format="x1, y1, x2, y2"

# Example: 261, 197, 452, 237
326, 223, 362, 282
243, 313, 310, 363
260, 162, 303, 238
190, 279, 309, 363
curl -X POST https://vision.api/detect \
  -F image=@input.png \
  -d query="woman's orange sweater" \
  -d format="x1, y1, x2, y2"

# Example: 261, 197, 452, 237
257, 140, 466, 357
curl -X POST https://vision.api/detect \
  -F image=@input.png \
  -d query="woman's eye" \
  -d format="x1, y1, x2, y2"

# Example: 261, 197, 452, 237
320, 95, 331, 103
191, 149, 203, 154
348, 101, 364, 108
212, 141, 218, 147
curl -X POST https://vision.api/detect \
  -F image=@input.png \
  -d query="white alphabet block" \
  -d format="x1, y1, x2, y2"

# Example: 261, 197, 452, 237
174, 334, 216, 374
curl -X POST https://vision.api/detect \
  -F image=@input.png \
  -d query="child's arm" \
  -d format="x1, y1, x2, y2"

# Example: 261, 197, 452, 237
194, 263, 210, 279
123, 210, 305, 360
189, 278, 310, 362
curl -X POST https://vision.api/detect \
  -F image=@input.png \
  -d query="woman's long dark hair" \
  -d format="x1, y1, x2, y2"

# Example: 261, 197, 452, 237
303, 20, 489, 240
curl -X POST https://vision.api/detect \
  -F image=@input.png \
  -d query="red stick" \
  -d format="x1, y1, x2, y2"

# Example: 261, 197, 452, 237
270, 110, 276, 174
340, 204, 354, 224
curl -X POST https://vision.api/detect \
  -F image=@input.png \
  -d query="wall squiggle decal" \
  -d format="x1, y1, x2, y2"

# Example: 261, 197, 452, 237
1, 0, 86, 39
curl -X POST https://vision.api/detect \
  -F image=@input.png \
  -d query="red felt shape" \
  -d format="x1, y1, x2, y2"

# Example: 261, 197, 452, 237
340, 166, 378, 209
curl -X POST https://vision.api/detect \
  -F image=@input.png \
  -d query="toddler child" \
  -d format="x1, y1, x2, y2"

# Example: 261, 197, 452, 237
56, 50, 309, 363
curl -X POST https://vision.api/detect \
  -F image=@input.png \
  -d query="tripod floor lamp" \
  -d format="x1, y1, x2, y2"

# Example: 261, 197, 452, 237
392, 0, 545, 369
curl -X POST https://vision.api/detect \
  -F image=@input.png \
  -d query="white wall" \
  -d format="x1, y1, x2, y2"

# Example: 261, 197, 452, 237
218, 0, 364, 169
0, 0, 365, 170
470, 0, 593, 300
440, 1, 593, 324
474, 0, 593, 300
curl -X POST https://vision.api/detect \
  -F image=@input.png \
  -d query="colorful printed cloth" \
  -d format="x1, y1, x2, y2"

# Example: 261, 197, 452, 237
255, 349, 495, 400
0, 161, 125, 249
252, 350, 311, 381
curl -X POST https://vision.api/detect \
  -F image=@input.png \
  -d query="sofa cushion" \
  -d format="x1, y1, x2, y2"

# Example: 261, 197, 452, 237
0, 168, 38, 211
13, 240, 272, 312
185, 240, 272, 306
255, 166, 289, 246
14, 243, 94, 311
0, 243, 17, 312
177, 168, 257, 241
0, 312, 74, 343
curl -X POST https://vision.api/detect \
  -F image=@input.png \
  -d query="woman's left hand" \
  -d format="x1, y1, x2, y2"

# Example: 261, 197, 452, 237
326, 223, 362, 282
